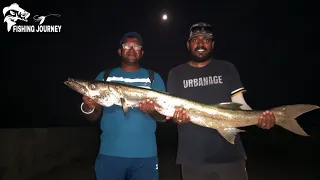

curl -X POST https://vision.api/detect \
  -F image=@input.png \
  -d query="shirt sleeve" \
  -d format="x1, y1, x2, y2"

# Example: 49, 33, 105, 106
152, 72, 166, 92
166, 70, 178, 96
227, 63, 247, 97
95, 71, 104, 81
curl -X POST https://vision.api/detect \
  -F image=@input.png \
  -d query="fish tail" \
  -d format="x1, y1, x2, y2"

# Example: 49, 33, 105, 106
271, 104, 319, 136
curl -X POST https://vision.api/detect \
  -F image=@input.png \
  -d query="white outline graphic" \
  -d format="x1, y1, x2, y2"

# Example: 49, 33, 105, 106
3, 3, 62, 33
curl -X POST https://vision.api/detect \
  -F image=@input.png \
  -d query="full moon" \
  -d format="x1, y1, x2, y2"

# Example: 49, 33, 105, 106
162, 14, 168, 20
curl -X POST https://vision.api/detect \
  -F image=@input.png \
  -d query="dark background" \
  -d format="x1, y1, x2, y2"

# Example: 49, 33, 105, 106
2, 0, 319, 128
2, 0, 320, 178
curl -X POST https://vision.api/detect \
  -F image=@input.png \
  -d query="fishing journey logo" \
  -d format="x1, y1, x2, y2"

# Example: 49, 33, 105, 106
3, 3, 62, 32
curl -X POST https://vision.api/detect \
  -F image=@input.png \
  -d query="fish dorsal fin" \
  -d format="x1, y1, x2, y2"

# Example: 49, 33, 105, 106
216, 102, 243, 110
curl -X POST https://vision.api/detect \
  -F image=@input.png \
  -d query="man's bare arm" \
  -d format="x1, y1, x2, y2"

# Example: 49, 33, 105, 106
81, 102, 103, 122
231, 93, 276, 129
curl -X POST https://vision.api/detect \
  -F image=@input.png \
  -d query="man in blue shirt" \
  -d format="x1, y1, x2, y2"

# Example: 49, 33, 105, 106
81, 32, 166, 180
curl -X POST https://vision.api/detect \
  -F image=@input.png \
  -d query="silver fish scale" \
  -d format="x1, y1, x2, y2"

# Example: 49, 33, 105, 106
64, 79, 319, 144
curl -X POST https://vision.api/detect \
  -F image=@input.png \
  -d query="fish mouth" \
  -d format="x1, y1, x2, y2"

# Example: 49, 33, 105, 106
64, 78, 88, 96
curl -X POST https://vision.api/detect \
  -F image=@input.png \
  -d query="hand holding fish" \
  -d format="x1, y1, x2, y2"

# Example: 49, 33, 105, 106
82, 95, 97, 109
257, 110, 276, 129
166, 108, 190, 124
139, 99, 156, 114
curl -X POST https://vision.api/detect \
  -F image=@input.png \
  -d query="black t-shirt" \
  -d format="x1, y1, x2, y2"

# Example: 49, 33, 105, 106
167, 59, 247, 165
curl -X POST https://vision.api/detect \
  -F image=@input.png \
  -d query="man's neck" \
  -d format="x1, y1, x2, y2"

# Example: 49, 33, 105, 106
188, 59, 211, 68
121, 63, 140, 72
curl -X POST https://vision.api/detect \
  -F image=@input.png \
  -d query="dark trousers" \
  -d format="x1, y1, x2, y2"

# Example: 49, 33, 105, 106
94, 154, 158, 180
181, 160, 248, 180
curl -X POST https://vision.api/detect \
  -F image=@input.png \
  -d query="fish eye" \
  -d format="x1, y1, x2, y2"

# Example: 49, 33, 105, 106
89, 83, 96, 90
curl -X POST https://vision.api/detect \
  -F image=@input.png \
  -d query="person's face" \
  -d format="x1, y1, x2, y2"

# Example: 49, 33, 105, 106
118, 37, 144, 65
187, 35, 214, 62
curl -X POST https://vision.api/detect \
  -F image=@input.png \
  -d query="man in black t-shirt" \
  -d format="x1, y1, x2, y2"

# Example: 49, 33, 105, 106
166, 22, 276, 180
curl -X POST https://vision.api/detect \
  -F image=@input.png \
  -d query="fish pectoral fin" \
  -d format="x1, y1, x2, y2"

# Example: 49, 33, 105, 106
216, 102, 243, 110
216, 128, 245, 144
120, 98, 128, 116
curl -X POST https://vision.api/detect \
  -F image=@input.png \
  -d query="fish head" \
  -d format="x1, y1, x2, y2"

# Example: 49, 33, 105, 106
64, 78, 115, 106
3, 3, 30, 32
3, 3, 30, 23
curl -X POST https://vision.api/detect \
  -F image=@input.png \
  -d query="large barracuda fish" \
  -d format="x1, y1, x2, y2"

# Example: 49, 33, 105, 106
64, 78, 319, 144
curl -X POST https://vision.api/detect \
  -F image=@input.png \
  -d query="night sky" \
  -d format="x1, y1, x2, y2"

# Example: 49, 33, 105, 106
2, 0, 319, 135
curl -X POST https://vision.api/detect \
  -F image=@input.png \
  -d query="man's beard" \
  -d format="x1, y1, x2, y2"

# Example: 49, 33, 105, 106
122, 56, 140, 65
189, 46, 212, 62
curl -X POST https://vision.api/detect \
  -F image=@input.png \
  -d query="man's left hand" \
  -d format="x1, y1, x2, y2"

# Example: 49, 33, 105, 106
257, 110, 276, 129
139, 99, 155, 114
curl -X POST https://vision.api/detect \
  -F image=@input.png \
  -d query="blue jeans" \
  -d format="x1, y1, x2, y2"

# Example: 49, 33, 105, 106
94, 154, 159, 180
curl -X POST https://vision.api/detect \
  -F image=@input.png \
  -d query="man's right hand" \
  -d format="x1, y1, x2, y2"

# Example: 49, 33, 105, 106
81, 96, 103, 122
166, 108, 190, 124
82, 96, 96, 109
